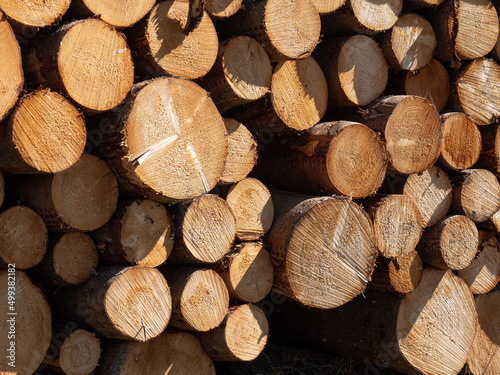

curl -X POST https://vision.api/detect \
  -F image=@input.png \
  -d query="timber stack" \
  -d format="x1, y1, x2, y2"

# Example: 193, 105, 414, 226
1, 0, 500, 374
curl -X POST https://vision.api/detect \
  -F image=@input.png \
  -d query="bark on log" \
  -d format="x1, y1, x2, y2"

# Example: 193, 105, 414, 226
219, 119, 257, 185
0, 206, 48, 270
205, 0, 243, 19
199, 36, 271, 111
215, 0, 321, 61
253, 121, 387, 198
0, 12, 23, 122
416, 215, 479, 270
0, 271, 52, 374
313, 35, 388, 107
267, 190, 377, 309
24, 19, 134, 114
438, 112, 482, 170
12, 154, 119, 232
379, 13, 436, 71
98, 332, 215, 374
218, 242, 274, 303
126, 0, 218, 80
362, 95, 443, 174
311, 0, 347, 15
451, 169, 500, 223
161, 267, 229, 331
270, 268, 478, 375
92, 199, 174, 268
169, 194, 236, 264
98, 77, 227, 204
403, 166, 452, 227
52, 265, 172, 341
0, 89, 86, 174
199, 303, 269, 361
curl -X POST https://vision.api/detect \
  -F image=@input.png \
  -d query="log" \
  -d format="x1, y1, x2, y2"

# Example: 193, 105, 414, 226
321, 0, 403, 36
52, 265, 172, 341
91, 199, 174, 268
219, 119, 257, 184
199, 36, 272, 111
205, 0, 243, 19
379, 13, 436, 71
270, 268, 478, 375
458, 231, 500, 294
99, 77, 227, 204
475, 124, 500, 177
366, 195, 423, 259
313, 35, 388, 107
0, 206, 48, 270
454, 58, 500, 125
438, 112, 482, 171
12, 154, 119, 232
405, 58, 450, 112
368, 251, 423, 293
403, 166, 452, 227
225, 178, 274, 241
169, 194, 236, 264
24, 19, 134, 114
0, 89, 86, 174
0, 271, 52, 374
161, 267, 229, 331
218, 242, 274, 303
416, 215, 479, 270
404, 0, 445, 9
98, 332, 215, 374
489, 209, 500, 232
311, 0, 347, 15
362, 95, 442, 174
215, 0, 321, 61
267, 190, 377, 309
199, 303, 269, 361
126, 0, 218, 80
0, 11, 23, 122
467, 291, 500, 375
33, 233, 98, 287
253, 121, 387, 198
451, 169, 500, 223
43, 328, 101, 375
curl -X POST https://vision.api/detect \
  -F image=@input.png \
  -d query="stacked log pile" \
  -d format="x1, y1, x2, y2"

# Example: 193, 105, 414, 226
1, 0, 500, 374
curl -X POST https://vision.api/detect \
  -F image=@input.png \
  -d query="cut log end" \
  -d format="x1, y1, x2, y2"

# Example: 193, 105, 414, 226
369, 251, 423, 293
205, 0, 243, 19
0, 206, 48, 270
59, 330, 101, 375
76, 0, 156, 28
0, 0, 71, 29
350, 0, 403, 32
311, 0, 347, 15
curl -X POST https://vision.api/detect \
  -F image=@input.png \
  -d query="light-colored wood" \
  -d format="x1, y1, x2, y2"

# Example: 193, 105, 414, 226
219, 242, 274, 303
100, 77, 227, 204
200, 304, 269, 361
98, 332, 215, 374
53, 266, 172, 341
254, 121, 387, 198
459, 231, 500, 294
13, 154, 118, 232
416, 215, 478, 270
311, 0, 346, 14
0, 206, 48, 270
267, 190, 377, 309
380, 13, 436, 71
489, 209, 500, 232
199, 36, 271, 111
0, 271, 52, 374
170, 194, 236, 264
404, 0, 445, 9
205, 0, 243, 19
0, 89, 86, 174
0, 0, 70, 31
162, 267, 229, 332
454, 58, 500, 125
451, 169, 500, 223
225, 178, 274, 241
0, 12, 23, 122
367, 195, 423, 259
24, 19, 134, 114
314, 35, 388, 107
92, 199, 174, 268
369, 251, 423, 293
438, 112, 482, 170
363, 95, 442, 174
405, 59, 450, 112
219, 119, 257, 184
403, 166, 452, 227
